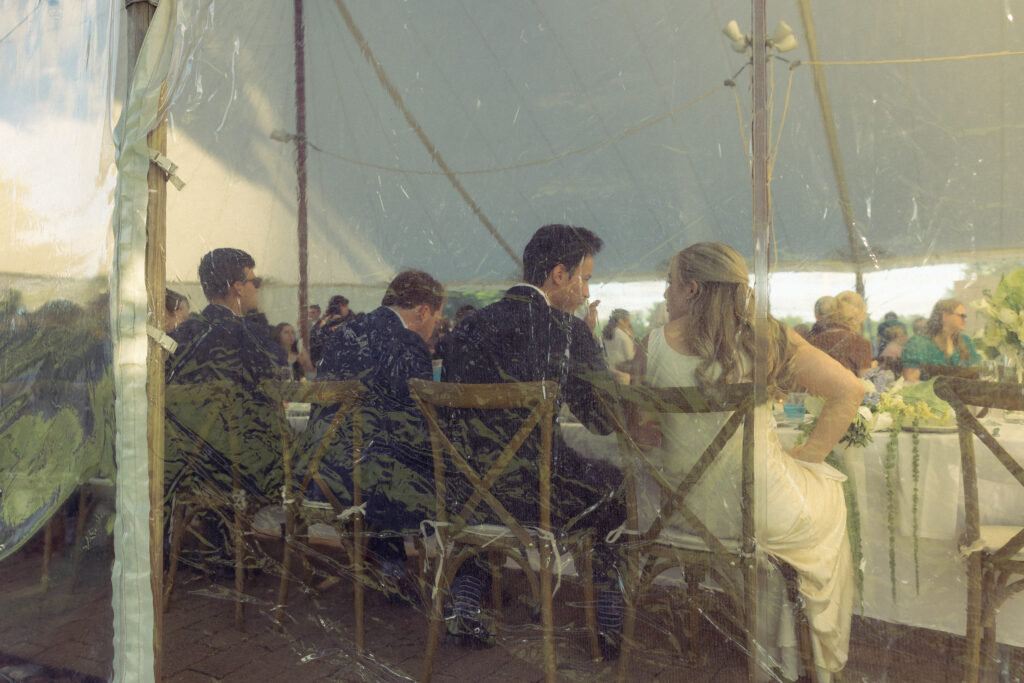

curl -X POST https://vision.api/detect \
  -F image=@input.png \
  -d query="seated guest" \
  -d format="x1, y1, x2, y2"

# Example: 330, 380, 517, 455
877, 325, 908, 375
901, 298, 981, 382
875, 311, 905, 356
432, 304, 476, 362
640, 242, 862, 678
314, 270, 444, 592
165, 248, 285, 565
809, 295, 837, 337
807, 290, 873, 377
443, 224, 624, 652
164, 289, 190, 333
602, 308, 636, 373
271, 322, 315, 380
310, 295, 356, 365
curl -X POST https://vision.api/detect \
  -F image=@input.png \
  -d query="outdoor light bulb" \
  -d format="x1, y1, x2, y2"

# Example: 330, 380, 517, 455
769, 21, 798, 53
270, 129, 293, 142
723, 20, 750, 53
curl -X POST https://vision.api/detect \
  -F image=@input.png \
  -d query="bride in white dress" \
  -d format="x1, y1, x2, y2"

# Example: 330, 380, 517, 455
637, 243, 864, 679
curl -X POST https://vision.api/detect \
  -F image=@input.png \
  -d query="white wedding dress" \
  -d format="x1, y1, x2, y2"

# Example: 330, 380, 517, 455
643, 327, 853, 678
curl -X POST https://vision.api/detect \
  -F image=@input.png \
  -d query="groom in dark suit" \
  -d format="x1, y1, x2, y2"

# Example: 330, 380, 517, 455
443, 224, 624, 653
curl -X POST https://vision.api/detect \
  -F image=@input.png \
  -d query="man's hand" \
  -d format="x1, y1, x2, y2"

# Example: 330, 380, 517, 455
584, 298, 601, 332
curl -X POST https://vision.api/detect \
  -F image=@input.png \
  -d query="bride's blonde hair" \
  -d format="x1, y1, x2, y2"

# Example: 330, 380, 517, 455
670, 242, 792, 392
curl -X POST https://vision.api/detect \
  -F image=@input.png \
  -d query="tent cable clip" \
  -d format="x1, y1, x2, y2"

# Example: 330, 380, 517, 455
149, 149, 186, 190
147, 324, 178, 353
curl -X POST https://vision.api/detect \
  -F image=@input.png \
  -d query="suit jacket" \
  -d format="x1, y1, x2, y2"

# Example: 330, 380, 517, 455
164, 304, 285, 503
314, 306, 434, 532
442, 285, 616, 526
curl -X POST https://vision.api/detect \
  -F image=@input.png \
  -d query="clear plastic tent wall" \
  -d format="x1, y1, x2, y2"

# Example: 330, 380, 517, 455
3, 0, 1024, 681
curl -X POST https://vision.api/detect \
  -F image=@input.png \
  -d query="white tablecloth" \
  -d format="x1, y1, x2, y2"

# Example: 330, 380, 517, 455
561, 418, 1024, 646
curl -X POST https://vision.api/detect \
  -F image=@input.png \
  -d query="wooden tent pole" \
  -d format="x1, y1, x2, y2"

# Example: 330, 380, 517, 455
125, 1, 166, 680
293, 0, 311, 349
749, 5, 768, 678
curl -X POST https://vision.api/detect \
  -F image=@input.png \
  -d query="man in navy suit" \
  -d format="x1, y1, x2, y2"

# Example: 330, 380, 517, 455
443, 224, 624, 653
164, 248, 285, 569
315, 270, 445, 591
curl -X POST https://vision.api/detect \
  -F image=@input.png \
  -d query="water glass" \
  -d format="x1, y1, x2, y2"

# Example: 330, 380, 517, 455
980, 360, 999, 382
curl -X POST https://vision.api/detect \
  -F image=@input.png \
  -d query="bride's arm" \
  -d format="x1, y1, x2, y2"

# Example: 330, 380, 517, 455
784, 327, 865, 463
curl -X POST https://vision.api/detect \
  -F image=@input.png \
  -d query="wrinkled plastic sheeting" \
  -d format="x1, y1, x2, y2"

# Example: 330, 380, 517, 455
6, 0, 1024, 681
0, 0, 119, 681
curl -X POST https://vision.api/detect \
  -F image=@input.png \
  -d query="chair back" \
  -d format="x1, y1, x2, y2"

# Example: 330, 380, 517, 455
933, 377, 1024, 559
596, 382, 757, 560
920, 363, 980, 380
164, 380, 248, 502
407, 379, 558, 551
261, 380, 366, 515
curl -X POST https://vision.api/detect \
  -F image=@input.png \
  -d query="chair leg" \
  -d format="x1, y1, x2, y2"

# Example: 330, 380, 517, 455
963, 553, 983, 683
580, 537, 601, 662
743, 557, 758, 682
684, 566, 704, 667
616, 575, 638, 682
274, 515, 295, 632
539, 544, 557, 683
70, 486, 95, 592
489, 551, 504, 629
233, 509, 245, 630
41, 516, 55, 590
163, 501, 188, 613
421, 572, 448, 683
353, 524, 365, 653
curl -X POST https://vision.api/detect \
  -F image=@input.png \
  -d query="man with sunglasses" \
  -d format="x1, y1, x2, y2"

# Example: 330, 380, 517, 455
164, 248, 286, 573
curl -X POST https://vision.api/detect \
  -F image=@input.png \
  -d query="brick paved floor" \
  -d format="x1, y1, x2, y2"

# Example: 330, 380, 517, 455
3, 538, 1022, 682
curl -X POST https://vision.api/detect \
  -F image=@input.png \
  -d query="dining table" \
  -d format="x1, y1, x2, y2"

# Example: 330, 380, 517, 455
560, 410, 1024, 646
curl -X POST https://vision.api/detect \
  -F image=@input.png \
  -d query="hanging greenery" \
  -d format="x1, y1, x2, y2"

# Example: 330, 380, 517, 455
795, 372, 953, 603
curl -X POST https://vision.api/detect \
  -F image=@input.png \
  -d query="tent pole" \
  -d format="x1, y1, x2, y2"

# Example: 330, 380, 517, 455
751, 0, 770, 354
749, 5, 769, 678
293, 0, 310, 350
125, 1, 166, 680
797, 0, 866, 295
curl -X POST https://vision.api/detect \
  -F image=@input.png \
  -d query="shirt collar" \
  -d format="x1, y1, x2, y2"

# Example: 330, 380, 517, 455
384, 306, 409, 329
512, 283, 550, 306
209, 303, 238, 317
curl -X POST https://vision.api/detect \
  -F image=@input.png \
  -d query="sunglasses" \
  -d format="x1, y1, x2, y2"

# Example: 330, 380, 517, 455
947, 312, 967, 320
243, 276, 263, 289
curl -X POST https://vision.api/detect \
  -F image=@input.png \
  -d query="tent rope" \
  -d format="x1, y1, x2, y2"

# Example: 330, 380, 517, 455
803, 49, 1024, 67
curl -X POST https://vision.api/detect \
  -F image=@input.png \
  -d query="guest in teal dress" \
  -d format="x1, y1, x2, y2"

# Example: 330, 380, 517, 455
901, 298, 981, 381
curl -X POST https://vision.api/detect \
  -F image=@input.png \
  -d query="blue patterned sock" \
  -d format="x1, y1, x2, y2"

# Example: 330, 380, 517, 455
597, 589, 623, 633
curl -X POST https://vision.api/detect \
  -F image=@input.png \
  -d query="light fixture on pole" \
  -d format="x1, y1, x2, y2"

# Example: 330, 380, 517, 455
723, 19, 798, 54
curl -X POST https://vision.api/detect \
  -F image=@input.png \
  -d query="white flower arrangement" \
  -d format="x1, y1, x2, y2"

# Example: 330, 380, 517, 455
974, 267, 1024, 372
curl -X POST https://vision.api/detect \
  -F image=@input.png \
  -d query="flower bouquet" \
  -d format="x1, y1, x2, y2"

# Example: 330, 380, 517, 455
974, 267, 1024, 381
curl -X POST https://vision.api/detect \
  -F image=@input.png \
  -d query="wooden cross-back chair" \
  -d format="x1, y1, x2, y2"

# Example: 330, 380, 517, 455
260, 379, 368, 648
920, 363, 980, 381
595, 381, 817, 683
933, 377, 1024, 683
408, 378, 598, 683
163, 381, 254, 628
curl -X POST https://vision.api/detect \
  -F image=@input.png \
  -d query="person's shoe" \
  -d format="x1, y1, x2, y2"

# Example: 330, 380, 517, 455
597, 588, 623, 660
379, 559, 421, 608
444, 575, 495, 648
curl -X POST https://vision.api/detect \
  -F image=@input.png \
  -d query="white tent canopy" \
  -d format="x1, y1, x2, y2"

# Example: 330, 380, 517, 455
4, 1, 1024, 681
